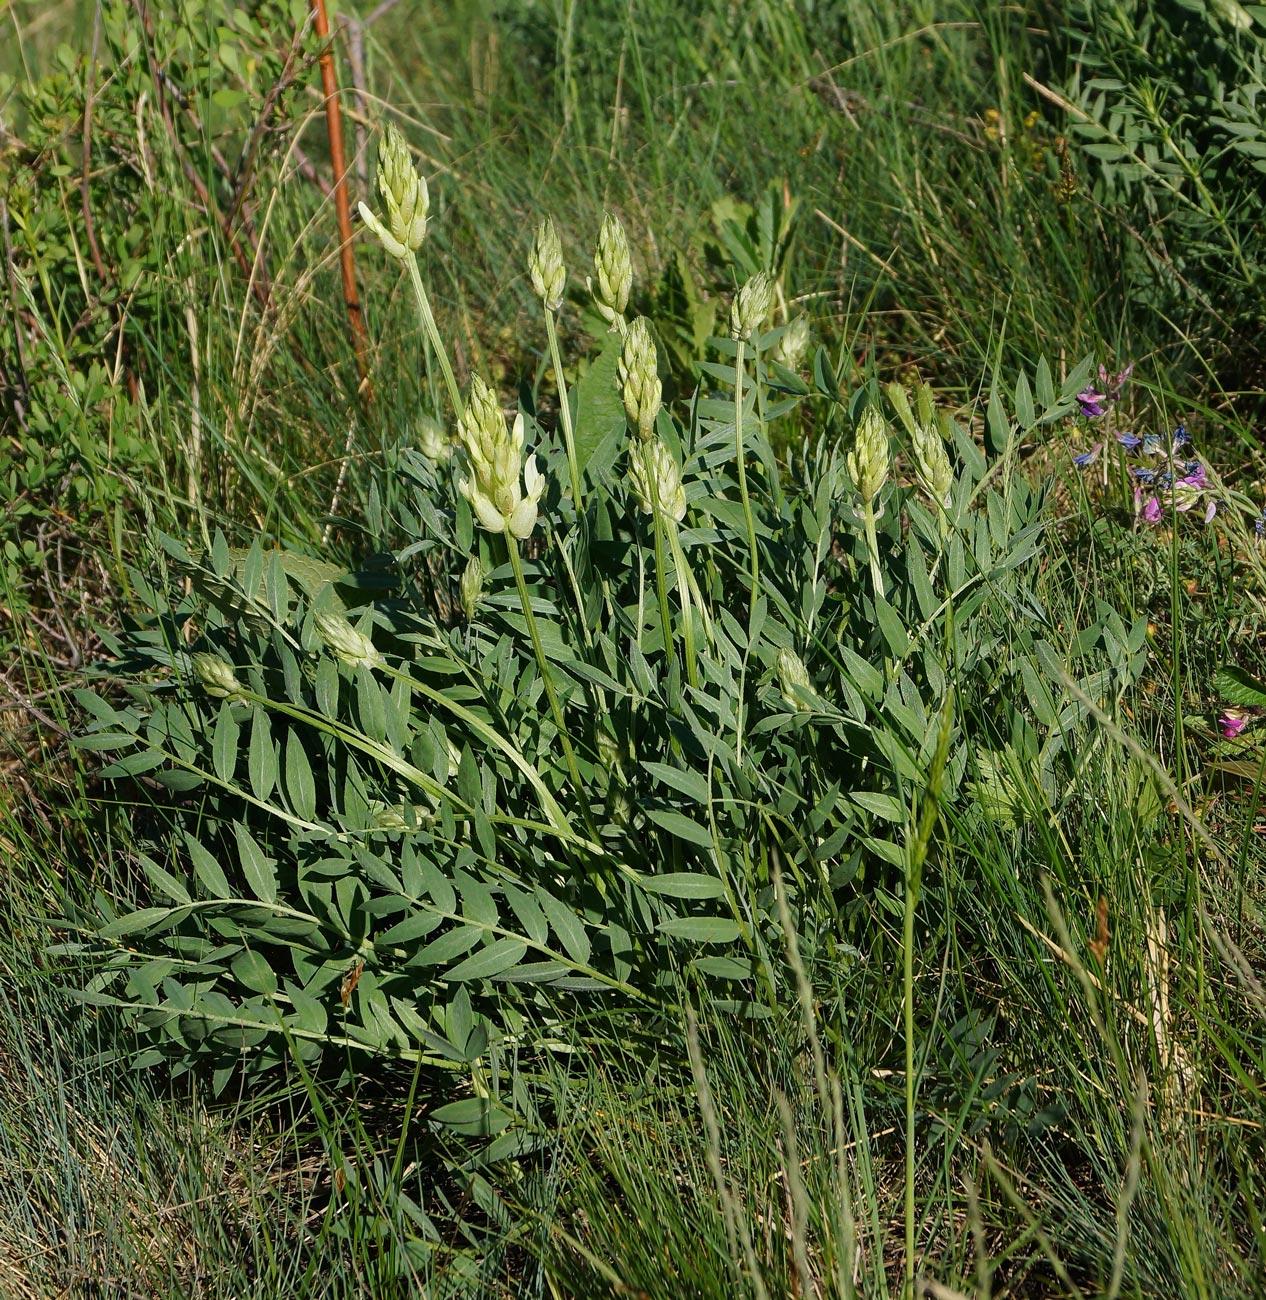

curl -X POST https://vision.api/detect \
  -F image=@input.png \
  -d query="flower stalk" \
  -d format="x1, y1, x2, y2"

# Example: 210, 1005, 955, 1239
848, 403, 891, 600
730, 270, 771, 758
530, 217, 583, 507
506, 537, 585, 799
358, 122, 463, 419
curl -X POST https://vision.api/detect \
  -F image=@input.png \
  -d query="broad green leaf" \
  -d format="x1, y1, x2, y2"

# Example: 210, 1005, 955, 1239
640, 872, 725, 900
573, 331, 625, 478
379, 911, 444, 945
692, 956, 753, 980
285, 731, 317, 821
137, 853, 191, 905
248, 708, 276, 802
185, 835, 232, 898
642, 761, 711, 805
444, 938, 528, 982
99, 907, 172, 938
645, 808, 714, 849
416, 927, 481, 966
231, 948, 278, 994
850, 791, 907, 822
233, 823, 278, 904
1213, 666, 1266, 708
658, 916, 741, 943
212, 702, 240, 784
535, 888, 591, 965
1014, 370, 1035, 430
429, 1098, 513, 1136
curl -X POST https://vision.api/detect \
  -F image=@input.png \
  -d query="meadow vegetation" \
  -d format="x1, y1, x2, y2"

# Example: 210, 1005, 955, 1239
2, 1, 1265, 1297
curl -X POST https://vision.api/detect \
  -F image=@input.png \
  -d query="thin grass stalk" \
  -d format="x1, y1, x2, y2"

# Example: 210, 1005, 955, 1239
506, 536, 586, 803
904, 691, 953, 1296
686, 1008, 772, 1300
544, 311, 583, 507
407, 255, 463, 419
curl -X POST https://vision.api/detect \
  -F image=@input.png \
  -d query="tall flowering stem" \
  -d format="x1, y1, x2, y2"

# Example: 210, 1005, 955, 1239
730, 271, 772, 760
544, 311, 582, 508
629, 437, 698, 689
358, 123, 463, 419
530, 217, 583, 508
506, 538, 585, 800
407, 256, 463, 422
903, 691, 952, 1296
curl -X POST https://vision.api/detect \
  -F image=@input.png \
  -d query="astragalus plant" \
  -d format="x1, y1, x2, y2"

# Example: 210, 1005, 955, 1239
69, 117, 1143, 1277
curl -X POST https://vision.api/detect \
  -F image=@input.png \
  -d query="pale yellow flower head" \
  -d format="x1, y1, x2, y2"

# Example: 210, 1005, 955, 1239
457, 375, 545, 540
628, 438, 686, 524
730, 270, 772, 342
848, 403, 891, 510
358, 122, 429, 259
618, 316, 661, 442
529, 215, 566, 313
192, 653, 244, 701
588, 212, 632, 331
776, 647, 815, 712
773, 316, 812, 371
314, 612, 381, 669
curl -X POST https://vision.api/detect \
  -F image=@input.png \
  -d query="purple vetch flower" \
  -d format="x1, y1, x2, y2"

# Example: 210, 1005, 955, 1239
1077, 362, 1133, 419
1220, 710, 1249, 739
1077, 385, 1108, 418
1100, 362, 1133, 399
1255, 508, 1266, 543
1073, 442, 1103, 468
1115, 430, 1143, 450
1141, 495, 1162, 523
